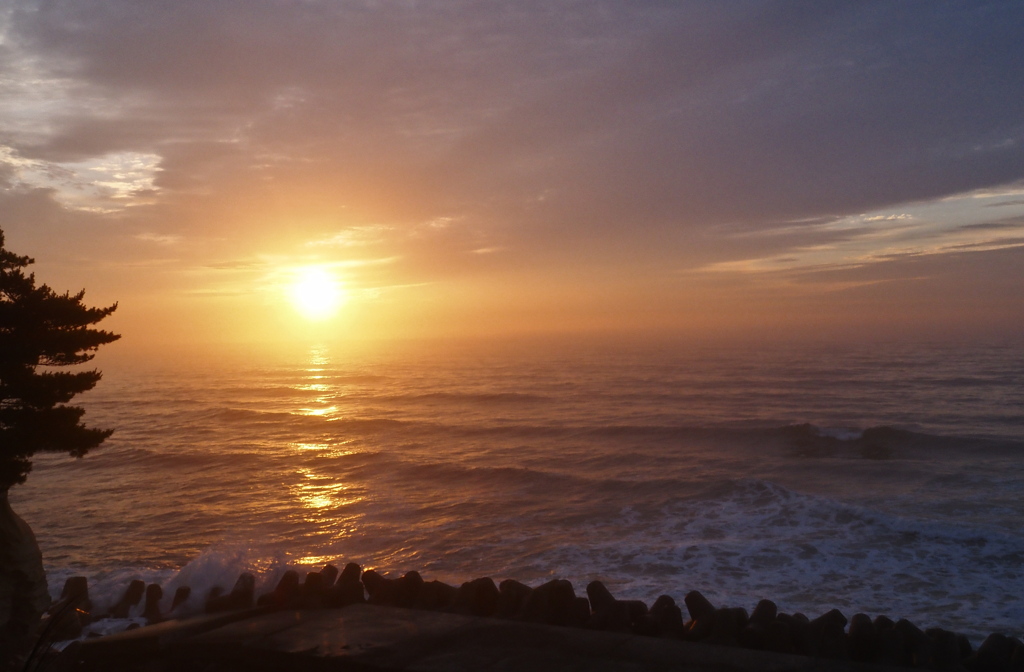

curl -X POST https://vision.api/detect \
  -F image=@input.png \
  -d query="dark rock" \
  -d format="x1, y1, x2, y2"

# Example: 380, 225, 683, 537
0, 490, 51, 666
632, 613, 661, 638
53, 577, 92, 639
849, 613, 876, 662
706, 607, 749, 647
813, 609, 850, 660
296, 572, 326, 608
965, 633, 1016, 672
606, 599, 650, 635
763, 618, 794, 654
235, 573, 256, 603
788, 613, 816, 656
412, 580, 456, 611
813, 608, 848, 634
556, 582, 586, 628
927, 628, 966, 672
978, 633, 1015, 661
60, 576, 90, 609
340, 563, 362, 584
393, 571, 424, 608
207, 573, 255, 613
873, 617, 908, 667
588, 599, 632, 633
302, 572, 323, 595
361, 570, 397, 605
47, 611, 84, 645
959, 634, 975, 660
520, 579, 579, 627
738, 622, 767, 650
750, 599, 777, 625
518, 579, 552, 623
896, 619, 933, 669
110, 580, 146, 619
650, 595, 684, 638
323, 573, 366, 607
495, 580, 531, 619
740, 602, 778, 651
278, 571, 301, 594
452, 577, 498, 617
169, 586, 191, 613
572, 597, 592, 629
142, 584, 164, 625
256, 570, 300, 608
623, 600, 649, 622
320, 565, 339, 588
583, 581, 628, 633
682, 591, 719, 643
586, 581, 616, 614
685, 614, 715, 642
683, 590, 716, 622
1010, 640, 1024, 672
614, 598, 655, 635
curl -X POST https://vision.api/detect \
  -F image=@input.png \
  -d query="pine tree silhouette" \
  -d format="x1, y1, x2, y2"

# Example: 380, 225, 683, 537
0, 229, 120, 490
0, 228, 119, 666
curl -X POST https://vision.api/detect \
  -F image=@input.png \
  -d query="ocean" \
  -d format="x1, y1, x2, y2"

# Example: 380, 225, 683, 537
11, 339, 1024, 642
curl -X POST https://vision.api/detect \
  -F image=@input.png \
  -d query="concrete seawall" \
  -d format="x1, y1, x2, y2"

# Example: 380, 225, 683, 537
71, 603, 917, 672
33, 564, 1020, 672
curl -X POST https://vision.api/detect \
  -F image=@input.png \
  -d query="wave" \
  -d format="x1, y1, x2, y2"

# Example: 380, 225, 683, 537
326, 417, 420, 433
769, 423, 1024, 458
373, 391, 549, 404
221, 385, 331, 398
187, 407, 1024, 456
202, 408, 298, 423
330, 453, 588, 496
197, 409, 416, 434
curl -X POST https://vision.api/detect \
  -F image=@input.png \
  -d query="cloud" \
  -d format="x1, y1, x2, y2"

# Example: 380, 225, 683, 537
957, 218, 1024, 232
3, 1, 1024, 341
0, 161, 14, 188
135, 232, 180, 245
864, 214, 913, 222
307, 226, 394, 248
6, 2, 1021, 239
985, 199, 1024, 208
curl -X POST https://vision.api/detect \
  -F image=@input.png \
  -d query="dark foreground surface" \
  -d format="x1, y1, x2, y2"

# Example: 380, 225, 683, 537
63, 604, 913, 672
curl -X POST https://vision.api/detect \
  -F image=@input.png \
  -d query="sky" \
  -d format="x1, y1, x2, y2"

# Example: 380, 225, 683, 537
1, 0, 1023, 353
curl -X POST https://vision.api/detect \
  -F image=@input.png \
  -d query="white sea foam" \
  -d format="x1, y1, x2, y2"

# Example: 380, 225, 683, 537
505, 479, 1024, 643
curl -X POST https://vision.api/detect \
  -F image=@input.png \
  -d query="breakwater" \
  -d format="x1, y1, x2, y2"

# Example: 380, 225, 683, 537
52, 563, 1023, 671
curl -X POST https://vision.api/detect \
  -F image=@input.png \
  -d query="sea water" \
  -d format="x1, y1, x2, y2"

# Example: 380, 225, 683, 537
11, 340, 1024, 642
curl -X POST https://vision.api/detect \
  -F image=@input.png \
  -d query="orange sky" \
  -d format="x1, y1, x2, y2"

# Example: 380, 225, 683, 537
2, 2, 1023, 354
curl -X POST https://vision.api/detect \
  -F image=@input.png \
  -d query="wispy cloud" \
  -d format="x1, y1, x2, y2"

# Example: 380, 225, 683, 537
307, 226, 393, 248
135, 232, 180, 245
863, 214, 913, 222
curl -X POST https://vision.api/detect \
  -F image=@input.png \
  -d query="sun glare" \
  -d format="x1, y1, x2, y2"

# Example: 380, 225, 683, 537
290, 267, 345, 320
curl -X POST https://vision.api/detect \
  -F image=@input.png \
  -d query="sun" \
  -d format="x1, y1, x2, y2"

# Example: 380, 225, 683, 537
290, 267, 345, 320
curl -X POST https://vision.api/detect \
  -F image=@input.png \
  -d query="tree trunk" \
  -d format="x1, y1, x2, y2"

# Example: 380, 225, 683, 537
0, 488, 50, 667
